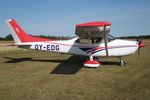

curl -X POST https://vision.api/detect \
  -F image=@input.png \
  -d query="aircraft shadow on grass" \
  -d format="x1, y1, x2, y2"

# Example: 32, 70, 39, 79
3, 56, 122, 74
3, 56, 83, 74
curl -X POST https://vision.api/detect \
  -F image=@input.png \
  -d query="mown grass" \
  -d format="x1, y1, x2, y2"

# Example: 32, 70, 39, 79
0, 40, 150, 100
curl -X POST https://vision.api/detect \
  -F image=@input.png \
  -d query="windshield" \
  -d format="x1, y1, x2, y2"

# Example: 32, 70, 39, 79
108, 34, 115, 42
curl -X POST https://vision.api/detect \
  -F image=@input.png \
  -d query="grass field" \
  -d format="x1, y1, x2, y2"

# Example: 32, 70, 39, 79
0, 40, 150, 100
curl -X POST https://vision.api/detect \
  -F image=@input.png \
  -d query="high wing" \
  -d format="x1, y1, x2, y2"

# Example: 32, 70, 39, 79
75, 21, 111, 56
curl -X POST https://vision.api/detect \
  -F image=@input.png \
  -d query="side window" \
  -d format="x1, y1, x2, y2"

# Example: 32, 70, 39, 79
91, 37, 102, 43
75, 38, 90, 44
75, 38, 103, 44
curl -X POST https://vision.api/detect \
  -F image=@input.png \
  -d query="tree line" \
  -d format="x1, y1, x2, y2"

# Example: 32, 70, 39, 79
0, 34, 75, 41
118, 35, 150, 39
0, 34, 150, 41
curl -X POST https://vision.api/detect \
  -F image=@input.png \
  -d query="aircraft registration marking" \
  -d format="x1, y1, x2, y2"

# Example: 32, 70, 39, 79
35, 44, 59, 51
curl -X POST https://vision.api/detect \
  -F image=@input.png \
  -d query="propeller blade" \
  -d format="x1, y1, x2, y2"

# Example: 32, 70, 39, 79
138, 46, 140, 56
136, 36, 144, 57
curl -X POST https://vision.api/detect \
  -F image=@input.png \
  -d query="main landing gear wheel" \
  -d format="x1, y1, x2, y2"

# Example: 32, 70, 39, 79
83, 56, 100, 68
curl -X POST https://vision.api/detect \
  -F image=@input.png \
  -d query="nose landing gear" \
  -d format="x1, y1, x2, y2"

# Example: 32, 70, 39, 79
119, 57, 125, 66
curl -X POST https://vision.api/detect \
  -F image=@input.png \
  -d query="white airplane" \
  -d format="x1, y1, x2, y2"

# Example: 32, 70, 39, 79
5, 19, 144, 67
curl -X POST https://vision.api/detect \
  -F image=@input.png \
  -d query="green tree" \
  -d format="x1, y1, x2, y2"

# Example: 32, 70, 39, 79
5, 34, 13, 41
0, 37, 4, 40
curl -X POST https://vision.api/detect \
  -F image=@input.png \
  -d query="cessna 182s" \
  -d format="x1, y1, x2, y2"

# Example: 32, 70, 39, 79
6, 19, 144, 67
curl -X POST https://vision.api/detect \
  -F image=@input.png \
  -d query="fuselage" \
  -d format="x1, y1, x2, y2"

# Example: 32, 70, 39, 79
16, 37, 139, 57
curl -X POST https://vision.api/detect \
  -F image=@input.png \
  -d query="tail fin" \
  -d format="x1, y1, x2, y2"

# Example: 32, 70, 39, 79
5, 19, 51, 43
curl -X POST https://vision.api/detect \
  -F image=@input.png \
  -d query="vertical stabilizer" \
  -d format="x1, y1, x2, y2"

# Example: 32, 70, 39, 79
5, 19, 22, 43
5, 19, 51, 43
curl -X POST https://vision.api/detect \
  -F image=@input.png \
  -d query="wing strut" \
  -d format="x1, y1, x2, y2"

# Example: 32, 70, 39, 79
103, 26, 109, 56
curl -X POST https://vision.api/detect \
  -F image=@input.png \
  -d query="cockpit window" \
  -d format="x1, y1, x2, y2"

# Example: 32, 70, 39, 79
75, 37, 103, 44
75, 38, 91, 44
75, 34, 115, 44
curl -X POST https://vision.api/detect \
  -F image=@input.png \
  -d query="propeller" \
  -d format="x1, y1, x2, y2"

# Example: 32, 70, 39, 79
136, 36, 144, 56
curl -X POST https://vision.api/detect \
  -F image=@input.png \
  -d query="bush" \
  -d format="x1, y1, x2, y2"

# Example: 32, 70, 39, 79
0, 37, 4, 41
5, 34, 13, 41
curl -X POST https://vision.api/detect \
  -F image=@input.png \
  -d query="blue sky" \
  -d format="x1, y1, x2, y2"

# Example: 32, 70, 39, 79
0, 0, 150, 37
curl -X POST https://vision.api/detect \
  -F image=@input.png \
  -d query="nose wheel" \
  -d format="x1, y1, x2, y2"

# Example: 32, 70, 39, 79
119, 57, 125, 66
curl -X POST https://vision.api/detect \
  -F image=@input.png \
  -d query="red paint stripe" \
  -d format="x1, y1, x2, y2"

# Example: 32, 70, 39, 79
44, 41, 72, 46
76, 22, 111, 27
44, 41, 96, 48
86, 47, 104, 53
86, 45, 137, 53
